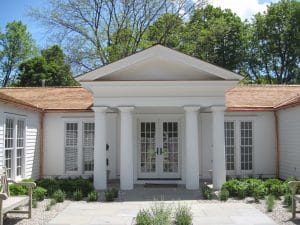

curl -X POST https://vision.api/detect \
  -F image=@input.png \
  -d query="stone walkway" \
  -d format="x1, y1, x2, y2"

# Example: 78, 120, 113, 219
47, 201, 277, 225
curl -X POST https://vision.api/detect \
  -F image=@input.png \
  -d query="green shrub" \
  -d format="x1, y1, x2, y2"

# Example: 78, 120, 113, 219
219, 188, 229, 201
104, 190, 114, 202
36, 177, 94, 198
244, 178, 264, 197
33, 187, 47, 201
73, 190, 83, 201
236, 182, 248, 199
221, 179, 240, 197
9, 184, 27, 196
111, 188, 119, 198
136, 209, 152, 225
175, 205, 192, 225
283, 193, 292, 207
32, 198, 38, 208
36, 178, 60, 196
201, 185, 215, 200
52, 190, 66, 203
87, 191, 98, 202
150, 203, 172, 225
266, 195, 275, 212
253, 184, 266, 202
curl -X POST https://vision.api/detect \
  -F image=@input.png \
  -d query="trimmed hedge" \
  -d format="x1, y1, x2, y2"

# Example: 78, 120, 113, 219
221, 177, 297, 200
36, 177, 94, 198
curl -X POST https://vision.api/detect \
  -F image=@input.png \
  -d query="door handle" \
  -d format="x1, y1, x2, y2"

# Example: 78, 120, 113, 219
156, 147, 159, 155
160, 148, 162, 155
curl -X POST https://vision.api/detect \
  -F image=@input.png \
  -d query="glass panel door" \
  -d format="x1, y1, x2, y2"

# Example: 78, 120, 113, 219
139, 121, 157, 178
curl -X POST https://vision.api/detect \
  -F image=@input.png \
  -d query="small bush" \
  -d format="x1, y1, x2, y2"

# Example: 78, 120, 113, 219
105, 190, 114, 202
236, 183, 248, 199
219, 188, 229, 201
151, 203, 172, 225
221, 179, 240, 197
52, 190, 66, 203
266, 195, 275, 212
73, 190, 83, 201
136, 209, 152, 225
36, 178, 60, 196
283, 193, 292, 207
201, 185, 214, 200
9, 184, 27, 196
33, 187, 47, 201
87, 191, 98, 202
32, 199, 38, 208
111, 188, 119, 198
253, 185, 266, 202
175, 205, 193, 225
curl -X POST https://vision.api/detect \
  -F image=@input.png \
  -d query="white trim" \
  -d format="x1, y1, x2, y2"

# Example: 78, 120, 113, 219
77, 45, 242, 81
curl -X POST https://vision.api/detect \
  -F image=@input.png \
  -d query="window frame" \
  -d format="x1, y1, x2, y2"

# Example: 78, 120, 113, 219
82, 122, 95, 174
64, 122, 79, 174
4, 115, 26, 180
224, 117, 255, 176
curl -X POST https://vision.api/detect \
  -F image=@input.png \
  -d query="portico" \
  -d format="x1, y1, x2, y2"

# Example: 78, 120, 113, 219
77, 45, 242, 190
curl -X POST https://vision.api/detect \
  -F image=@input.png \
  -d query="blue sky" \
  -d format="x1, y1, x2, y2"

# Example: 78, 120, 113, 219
0, 0, 280, 48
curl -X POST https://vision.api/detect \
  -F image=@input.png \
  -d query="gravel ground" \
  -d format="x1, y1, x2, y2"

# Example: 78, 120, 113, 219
4, 199, 70, 225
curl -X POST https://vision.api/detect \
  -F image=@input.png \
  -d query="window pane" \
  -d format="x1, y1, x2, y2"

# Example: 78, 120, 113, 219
65, 123, 78, 171
16, 120, 25, 176
240, 121, 253, 171
224, 121, 235, 171
83, 123, 94, 172
5, 118, 14, 178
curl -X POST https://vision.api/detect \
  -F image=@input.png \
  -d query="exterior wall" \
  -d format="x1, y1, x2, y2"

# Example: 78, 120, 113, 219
200, 111, 276, 179
43, 112, 118, 179
278, 106, 300, 179
0, 102, 40, 180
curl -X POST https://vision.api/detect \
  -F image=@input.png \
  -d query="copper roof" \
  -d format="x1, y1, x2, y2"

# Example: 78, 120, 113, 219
1, 85, 300, 112
0, 87, 93, 112
226, 85, 300, 111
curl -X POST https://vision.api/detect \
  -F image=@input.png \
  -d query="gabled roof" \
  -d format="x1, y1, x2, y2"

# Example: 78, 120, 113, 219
0, 87, 93, 112
226, 85, 300, 111
76, 45, 243, 82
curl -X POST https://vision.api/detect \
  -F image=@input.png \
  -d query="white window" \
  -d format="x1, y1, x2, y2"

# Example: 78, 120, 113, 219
65, 123, 78, 172
224, 121, 235, 171
224, 120, 254, 173
83, 123, 94, 172
240, 121, 253, 171
4, 117, 25, 179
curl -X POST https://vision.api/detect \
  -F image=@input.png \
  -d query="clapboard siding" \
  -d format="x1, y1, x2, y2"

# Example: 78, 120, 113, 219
0, 102, 40, 180
278, 106, 300, 179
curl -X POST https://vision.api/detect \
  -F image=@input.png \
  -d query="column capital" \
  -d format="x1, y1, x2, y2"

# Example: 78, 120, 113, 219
118, 106, 135, 113
183, 106, 201, 112
92, 106, 108, 113
211, 106, 226, 112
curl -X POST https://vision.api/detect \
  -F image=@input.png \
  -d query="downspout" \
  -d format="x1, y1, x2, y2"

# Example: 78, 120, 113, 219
274, 110, 280, 178
39, 111, 45, 179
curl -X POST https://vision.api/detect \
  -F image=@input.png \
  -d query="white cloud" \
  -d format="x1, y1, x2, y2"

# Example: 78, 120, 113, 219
209, 0, 279, 21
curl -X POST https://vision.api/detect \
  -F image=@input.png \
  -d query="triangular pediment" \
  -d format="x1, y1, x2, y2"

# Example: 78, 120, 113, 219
77, 45, 242, 82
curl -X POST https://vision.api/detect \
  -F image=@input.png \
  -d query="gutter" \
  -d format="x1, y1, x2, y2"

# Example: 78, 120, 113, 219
39, 111, 45, 179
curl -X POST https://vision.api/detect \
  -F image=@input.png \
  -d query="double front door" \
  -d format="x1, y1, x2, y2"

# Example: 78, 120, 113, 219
138, 118, 181, 179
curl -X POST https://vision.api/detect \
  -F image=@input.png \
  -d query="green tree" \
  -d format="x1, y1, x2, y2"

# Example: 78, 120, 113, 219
16, 45, 78, 86
146, 13, 184, 48
0, 21, 37, 86
246, 0, 300, 84
181, 5, 247, 72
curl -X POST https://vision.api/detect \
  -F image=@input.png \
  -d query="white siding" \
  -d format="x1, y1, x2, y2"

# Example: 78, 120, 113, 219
200, 111, 276, 178
43, 112, 118, 179
0, 103, 40, 179
278, 106, 300, 179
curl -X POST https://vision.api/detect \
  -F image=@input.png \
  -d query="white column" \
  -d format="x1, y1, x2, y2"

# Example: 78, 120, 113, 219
211, 106, 226, 189
119, 107, 135, 190
184, 106, 200, 190
92, 107, 107, 190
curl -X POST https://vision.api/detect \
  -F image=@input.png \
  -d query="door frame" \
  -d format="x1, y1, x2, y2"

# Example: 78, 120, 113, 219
135, 114, 184, 181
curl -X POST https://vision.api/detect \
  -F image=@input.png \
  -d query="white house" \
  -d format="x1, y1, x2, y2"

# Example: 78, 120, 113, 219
0, 45, 299, 190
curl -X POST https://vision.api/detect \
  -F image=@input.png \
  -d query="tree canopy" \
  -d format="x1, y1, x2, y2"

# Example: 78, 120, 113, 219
15, 45, 78, 87
0, 21, 37, 86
